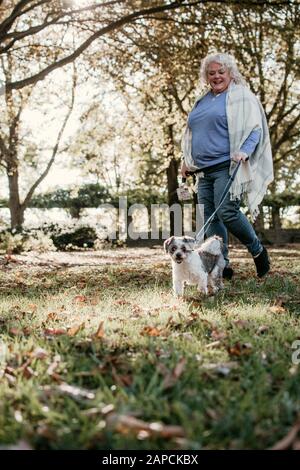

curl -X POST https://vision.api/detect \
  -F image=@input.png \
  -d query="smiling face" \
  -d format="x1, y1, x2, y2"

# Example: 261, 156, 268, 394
207, 61, 232, 94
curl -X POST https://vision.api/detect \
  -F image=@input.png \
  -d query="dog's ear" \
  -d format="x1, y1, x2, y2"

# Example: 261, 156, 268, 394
182, 236, 196, 250
163, 236, 174, 253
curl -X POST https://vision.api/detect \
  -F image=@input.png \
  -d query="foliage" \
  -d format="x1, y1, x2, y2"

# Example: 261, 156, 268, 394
50, 225, 97, 250
0, 229, 56, 254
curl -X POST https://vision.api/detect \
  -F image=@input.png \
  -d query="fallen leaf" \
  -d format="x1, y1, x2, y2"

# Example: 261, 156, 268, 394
270, 419, 300, 450
227, 342, 253, 357
74, 295, 87, 303
211, 329, 227, 341
67, 323, 85, 336
31, 347, 48, 360
111, 368, 133, 387
36, 425, 56, 440
9, 328, 22, 336
256, 325, 269, 335
94, 321, 105, 339
114, 299, 131, 306
141, 326, 162, 337
201, 362, 239, 376
22, 366, 37, 379
106, 413, 185, 439
44, 328, 67, 336
269, 305, 286, 314
205, 340, 221, 349
232, 319, 250, 329
46, 360, 60, 377
47, 312, 58, 321
57, 383, 95, 400
27, 304, 37, 313
292, 440, 300, 450
162, 358, 187, 390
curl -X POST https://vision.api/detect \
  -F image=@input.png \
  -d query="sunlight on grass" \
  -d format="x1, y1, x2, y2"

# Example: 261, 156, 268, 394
0, 246, 299, 449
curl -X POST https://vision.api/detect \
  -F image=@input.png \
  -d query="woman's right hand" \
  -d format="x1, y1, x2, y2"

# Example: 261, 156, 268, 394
181, 161, 189, 178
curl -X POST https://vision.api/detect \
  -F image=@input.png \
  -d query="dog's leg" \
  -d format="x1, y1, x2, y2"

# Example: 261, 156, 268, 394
209, 266, 224, 293
173, 278, 184, 297
197, 272, 208, 295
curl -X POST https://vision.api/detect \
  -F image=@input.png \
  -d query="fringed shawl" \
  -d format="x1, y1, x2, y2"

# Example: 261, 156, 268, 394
181, 83, 274, 220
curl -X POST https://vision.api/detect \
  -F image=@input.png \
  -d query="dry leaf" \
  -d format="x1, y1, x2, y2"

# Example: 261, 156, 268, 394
211, 329, 227, 341
227, 342, 253, 357
205, 340, 221, 349
67, 323, 85, 336
94, 321, 105, 339
9, 328, 22, 336
114, 299, 131, 306
270, 419, 300, 450
31, 347, 48, 360
269, 305, 286, 314
57, 383, 95, 400
162, 358, 187, 390
74, 295, 87, 303
47, 360, 59, 377
27, 304, 37, 313
232, 319, 250, 329
256, 325, 269, 335
106, 413, 185, 439
141, 326, 162, 337
22, 366, 37, 379
47, 312, 58, 321
44, 328, 67, 336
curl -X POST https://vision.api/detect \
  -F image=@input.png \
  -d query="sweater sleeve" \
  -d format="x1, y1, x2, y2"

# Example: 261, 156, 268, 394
240, 128, 261, 156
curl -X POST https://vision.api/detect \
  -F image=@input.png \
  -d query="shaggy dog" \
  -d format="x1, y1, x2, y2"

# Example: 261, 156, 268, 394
164, 235, 225, 297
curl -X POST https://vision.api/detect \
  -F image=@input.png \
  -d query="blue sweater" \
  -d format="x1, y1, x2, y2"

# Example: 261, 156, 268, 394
188, 90, 261, 169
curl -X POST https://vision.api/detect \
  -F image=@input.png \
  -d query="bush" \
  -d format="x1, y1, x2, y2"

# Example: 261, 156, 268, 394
0, 229, 56, 254
50, 225, 97, 250
0, 222, 122, 253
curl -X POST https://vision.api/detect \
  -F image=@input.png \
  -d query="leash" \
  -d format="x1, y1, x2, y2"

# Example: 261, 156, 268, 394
184, 159, 245, 244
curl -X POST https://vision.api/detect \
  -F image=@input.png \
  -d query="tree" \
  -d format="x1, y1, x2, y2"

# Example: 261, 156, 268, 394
88, 0, 299, 231
0, 0, 295, 230
0, 0, 251, 229
0, 55, 77, 228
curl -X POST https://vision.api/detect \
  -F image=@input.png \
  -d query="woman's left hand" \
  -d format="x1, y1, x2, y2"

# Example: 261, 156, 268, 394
231, 151, 248, 162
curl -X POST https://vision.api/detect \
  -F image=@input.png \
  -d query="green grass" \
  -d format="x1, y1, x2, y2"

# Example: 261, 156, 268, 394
0, 246, 299, 449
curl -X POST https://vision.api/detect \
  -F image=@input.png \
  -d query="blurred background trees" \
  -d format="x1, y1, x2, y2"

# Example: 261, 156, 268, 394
0, 0, 299, 242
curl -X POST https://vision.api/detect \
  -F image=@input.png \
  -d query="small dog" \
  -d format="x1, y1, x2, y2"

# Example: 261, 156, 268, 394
164, 235, 225, 297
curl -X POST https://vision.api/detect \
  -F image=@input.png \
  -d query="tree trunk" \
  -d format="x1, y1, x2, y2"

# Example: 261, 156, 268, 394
271, 206, 281, 230
8, 168, 24, 230
166, 157, 179, 236
254, 206, 265, 232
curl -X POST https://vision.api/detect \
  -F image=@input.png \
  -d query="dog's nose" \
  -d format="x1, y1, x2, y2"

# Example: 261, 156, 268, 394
176, 253, 182, 259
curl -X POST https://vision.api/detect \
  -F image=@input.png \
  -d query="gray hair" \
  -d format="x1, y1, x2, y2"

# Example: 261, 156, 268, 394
200, 53, 246, 86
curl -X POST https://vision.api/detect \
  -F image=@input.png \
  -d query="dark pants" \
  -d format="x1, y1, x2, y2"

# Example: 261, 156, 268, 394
197, 162, 262, 265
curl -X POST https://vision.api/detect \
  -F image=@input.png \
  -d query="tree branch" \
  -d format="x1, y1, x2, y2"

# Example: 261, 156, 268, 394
3, 0, 230, 92
22, 64, 77, 209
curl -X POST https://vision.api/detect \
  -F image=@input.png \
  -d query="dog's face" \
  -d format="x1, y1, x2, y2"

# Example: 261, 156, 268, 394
164, 236, 195, 264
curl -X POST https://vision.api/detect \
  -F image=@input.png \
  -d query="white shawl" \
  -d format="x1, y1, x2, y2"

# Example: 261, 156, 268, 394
181, 83, 274, 220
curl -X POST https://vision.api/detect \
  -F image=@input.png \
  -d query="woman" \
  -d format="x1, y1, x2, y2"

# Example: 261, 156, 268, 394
181, 53, 273, 278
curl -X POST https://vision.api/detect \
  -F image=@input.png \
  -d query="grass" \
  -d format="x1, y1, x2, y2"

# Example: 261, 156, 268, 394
0, 245, 299, 450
